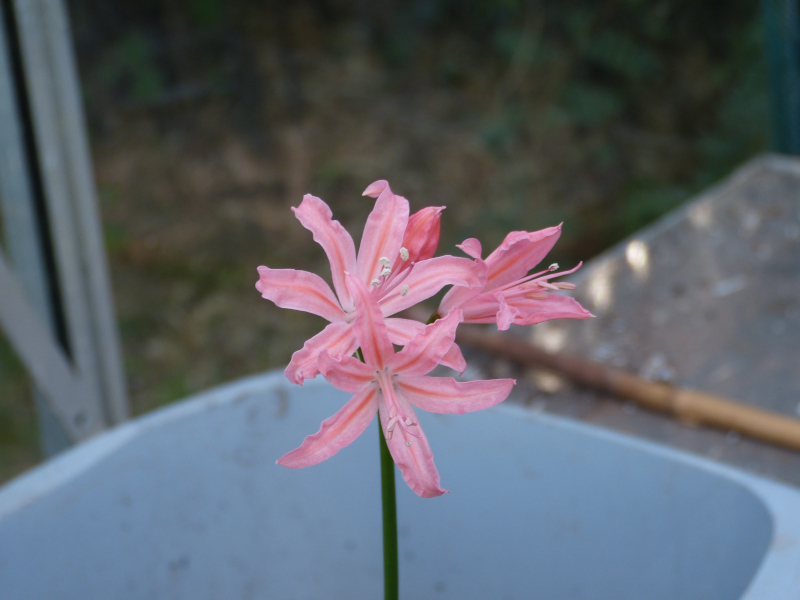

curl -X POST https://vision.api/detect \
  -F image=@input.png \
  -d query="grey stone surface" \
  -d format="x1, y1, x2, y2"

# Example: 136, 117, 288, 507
493, 154, 800, 486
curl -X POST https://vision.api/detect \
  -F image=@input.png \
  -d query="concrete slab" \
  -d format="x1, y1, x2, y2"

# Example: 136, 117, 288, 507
492, 154, 800, 486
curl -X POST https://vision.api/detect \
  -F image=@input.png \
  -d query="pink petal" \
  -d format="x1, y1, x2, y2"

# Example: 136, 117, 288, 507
256, 266, 345, 323
384, 316, 427, 342
402, 206, 444, 264
284, 321, 358, 385
345, 273, 394, 368
356, 182, 410, 285
318, 350, 375, 393
362, 180, 389, 198
438, 260, 489, 317
385, 318, 466, 373
277, 386, 378, 468
495, 294, 521, 331
389, 309, 463, 376
507, 293, 595, 326
378, 395, 447, 498
456, 238, 482, 259
379, 255, 485, 316
483, 226, 562, 289
454, 291, 502, 324
292, 194, 358, 312
397, 375, 515, 415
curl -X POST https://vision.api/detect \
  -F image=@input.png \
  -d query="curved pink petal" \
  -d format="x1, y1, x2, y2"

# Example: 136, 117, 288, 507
441, 285, 496, 323
402, 206, 444, 264
319, 350, 375, 393
495, 294, 521, 331
484, 226, 561, 289
362, 179, 388, 198
380, 255, 485, 316
345, 273, 394, 368
507, 293, 594, 326
397, 375, 515, 415
256, 266, 345, 323
277, 386, 378, 468
389, 309, 463, 376
385, 318, 466, 373
378, 395, 446, 498
384, 316, 426, 342
293, 194, 358, 312
284, 321, 358, 385
437, 256, 488, 316
356, 182, 410, 284
457, 238, 482, 259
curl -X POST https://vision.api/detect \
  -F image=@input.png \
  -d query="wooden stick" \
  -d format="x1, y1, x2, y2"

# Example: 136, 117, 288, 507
455, 325, 800, 453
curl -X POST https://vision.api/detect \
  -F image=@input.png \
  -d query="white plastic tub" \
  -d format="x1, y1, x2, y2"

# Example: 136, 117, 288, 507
1, 371, 798, 599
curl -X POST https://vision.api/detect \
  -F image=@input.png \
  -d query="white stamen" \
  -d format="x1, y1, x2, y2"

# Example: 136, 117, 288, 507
401, 285, 409, 296
404, 417, 415, 426
399, 247, 409, 261
380, 267, 392, 277
549, 263, 559, 272
371, 279, 381, 287
387, 416, 399, 432
379, 256, 391, 267
405, 441, 411, 447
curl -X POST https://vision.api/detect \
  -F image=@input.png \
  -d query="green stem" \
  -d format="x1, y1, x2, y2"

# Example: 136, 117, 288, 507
379, 419, 399, 600
356, 347, 398, 600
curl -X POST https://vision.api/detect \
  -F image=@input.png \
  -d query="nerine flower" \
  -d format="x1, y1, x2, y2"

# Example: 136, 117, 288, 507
257, 182, 482, 384
277, 273, 515, 498
438, 225, 593, 330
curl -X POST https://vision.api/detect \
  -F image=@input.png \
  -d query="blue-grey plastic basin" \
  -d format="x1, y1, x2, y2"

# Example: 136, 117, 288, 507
1, 371, 799, 599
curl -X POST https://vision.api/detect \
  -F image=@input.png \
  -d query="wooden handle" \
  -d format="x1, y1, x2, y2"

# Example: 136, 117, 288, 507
455, 325, 800, 452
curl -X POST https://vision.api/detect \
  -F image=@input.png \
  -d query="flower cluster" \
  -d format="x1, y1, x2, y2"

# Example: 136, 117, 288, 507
256, 181, 592, 497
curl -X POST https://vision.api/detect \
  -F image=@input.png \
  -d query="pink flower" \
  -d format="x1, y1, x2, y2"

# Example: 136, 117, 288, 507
364, 179, 444, 269
277, 273, 515, 498
256, 181, 483, 384
438, 225, 594, 330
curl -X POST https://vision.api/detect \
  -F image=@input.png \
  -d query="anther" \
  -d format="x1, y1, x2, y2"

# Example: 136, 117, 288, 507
401, 285, 409, 296
549, 263, 559, 272
526, 292, 548, 300
379, 256, 391, 267
405, 441, 411, 447
371, 279, 381, 287
404, 417, 415, 426
399, 247, 409, 261
380, 267, 391, 277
